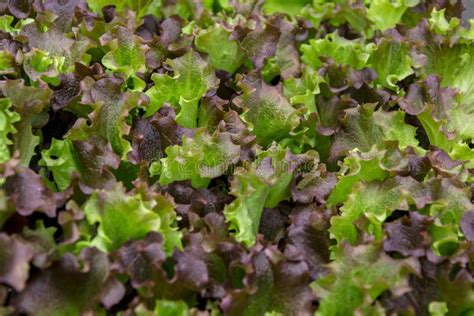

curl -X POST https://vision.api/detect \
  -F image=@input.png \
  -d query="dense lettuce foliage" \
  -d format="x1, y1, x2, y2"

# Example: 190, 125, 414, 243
0, 0, 474, 315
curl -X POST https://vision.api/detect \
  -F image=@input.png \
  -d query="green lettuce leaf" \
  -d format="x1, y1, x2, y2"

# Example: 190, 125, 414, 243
195, 24, 246, 74
331, 104, 421, 160
0, 80, 52, 166
101, 26, 147, 91
159, 129, 240, 188
154, 300, 188, 316
224, 145, 318, 246
419, 11, 474, 140
262, 0, 311, 16
330, 177, 411, 245
327, 148, 389, 207
236, 79, 301, 147
0, 50, 16, 75
39, 139, 78, 191
23, 49, 62, 85
67, 78, 141, 156
367, 0, 420, 31
87, 0, 163, 18
21, 23, 91, 74
373, 109, 421, 151
313, 244, 417, 316
0, 15, 33, 34
224, 165, 270, 247
0, 98, 20, 163
283, 66, 322, 114
301, 33, 372, 71
145, 51, 219, 127
368, 37, 414, 90
83, 184, 182, 253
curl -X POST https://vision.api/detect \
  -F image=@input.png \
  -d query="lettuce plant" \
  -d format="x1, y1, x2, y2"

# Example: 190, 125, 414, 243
0, 0, 473, 315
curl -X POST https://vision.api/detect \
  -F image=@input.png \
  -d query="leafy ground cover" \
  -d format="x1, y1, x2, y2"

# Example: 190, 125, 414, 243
0, 0, 474, 315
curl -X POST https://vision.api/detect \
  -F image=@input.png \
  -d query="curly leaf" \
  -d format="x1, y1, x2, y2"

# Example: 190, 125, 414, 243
145, 51, 219, 127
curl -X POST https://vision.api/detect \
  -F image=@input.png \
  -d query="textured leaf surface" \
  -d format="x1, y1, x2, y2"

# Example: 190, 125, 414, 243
0, 1, 473, 315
